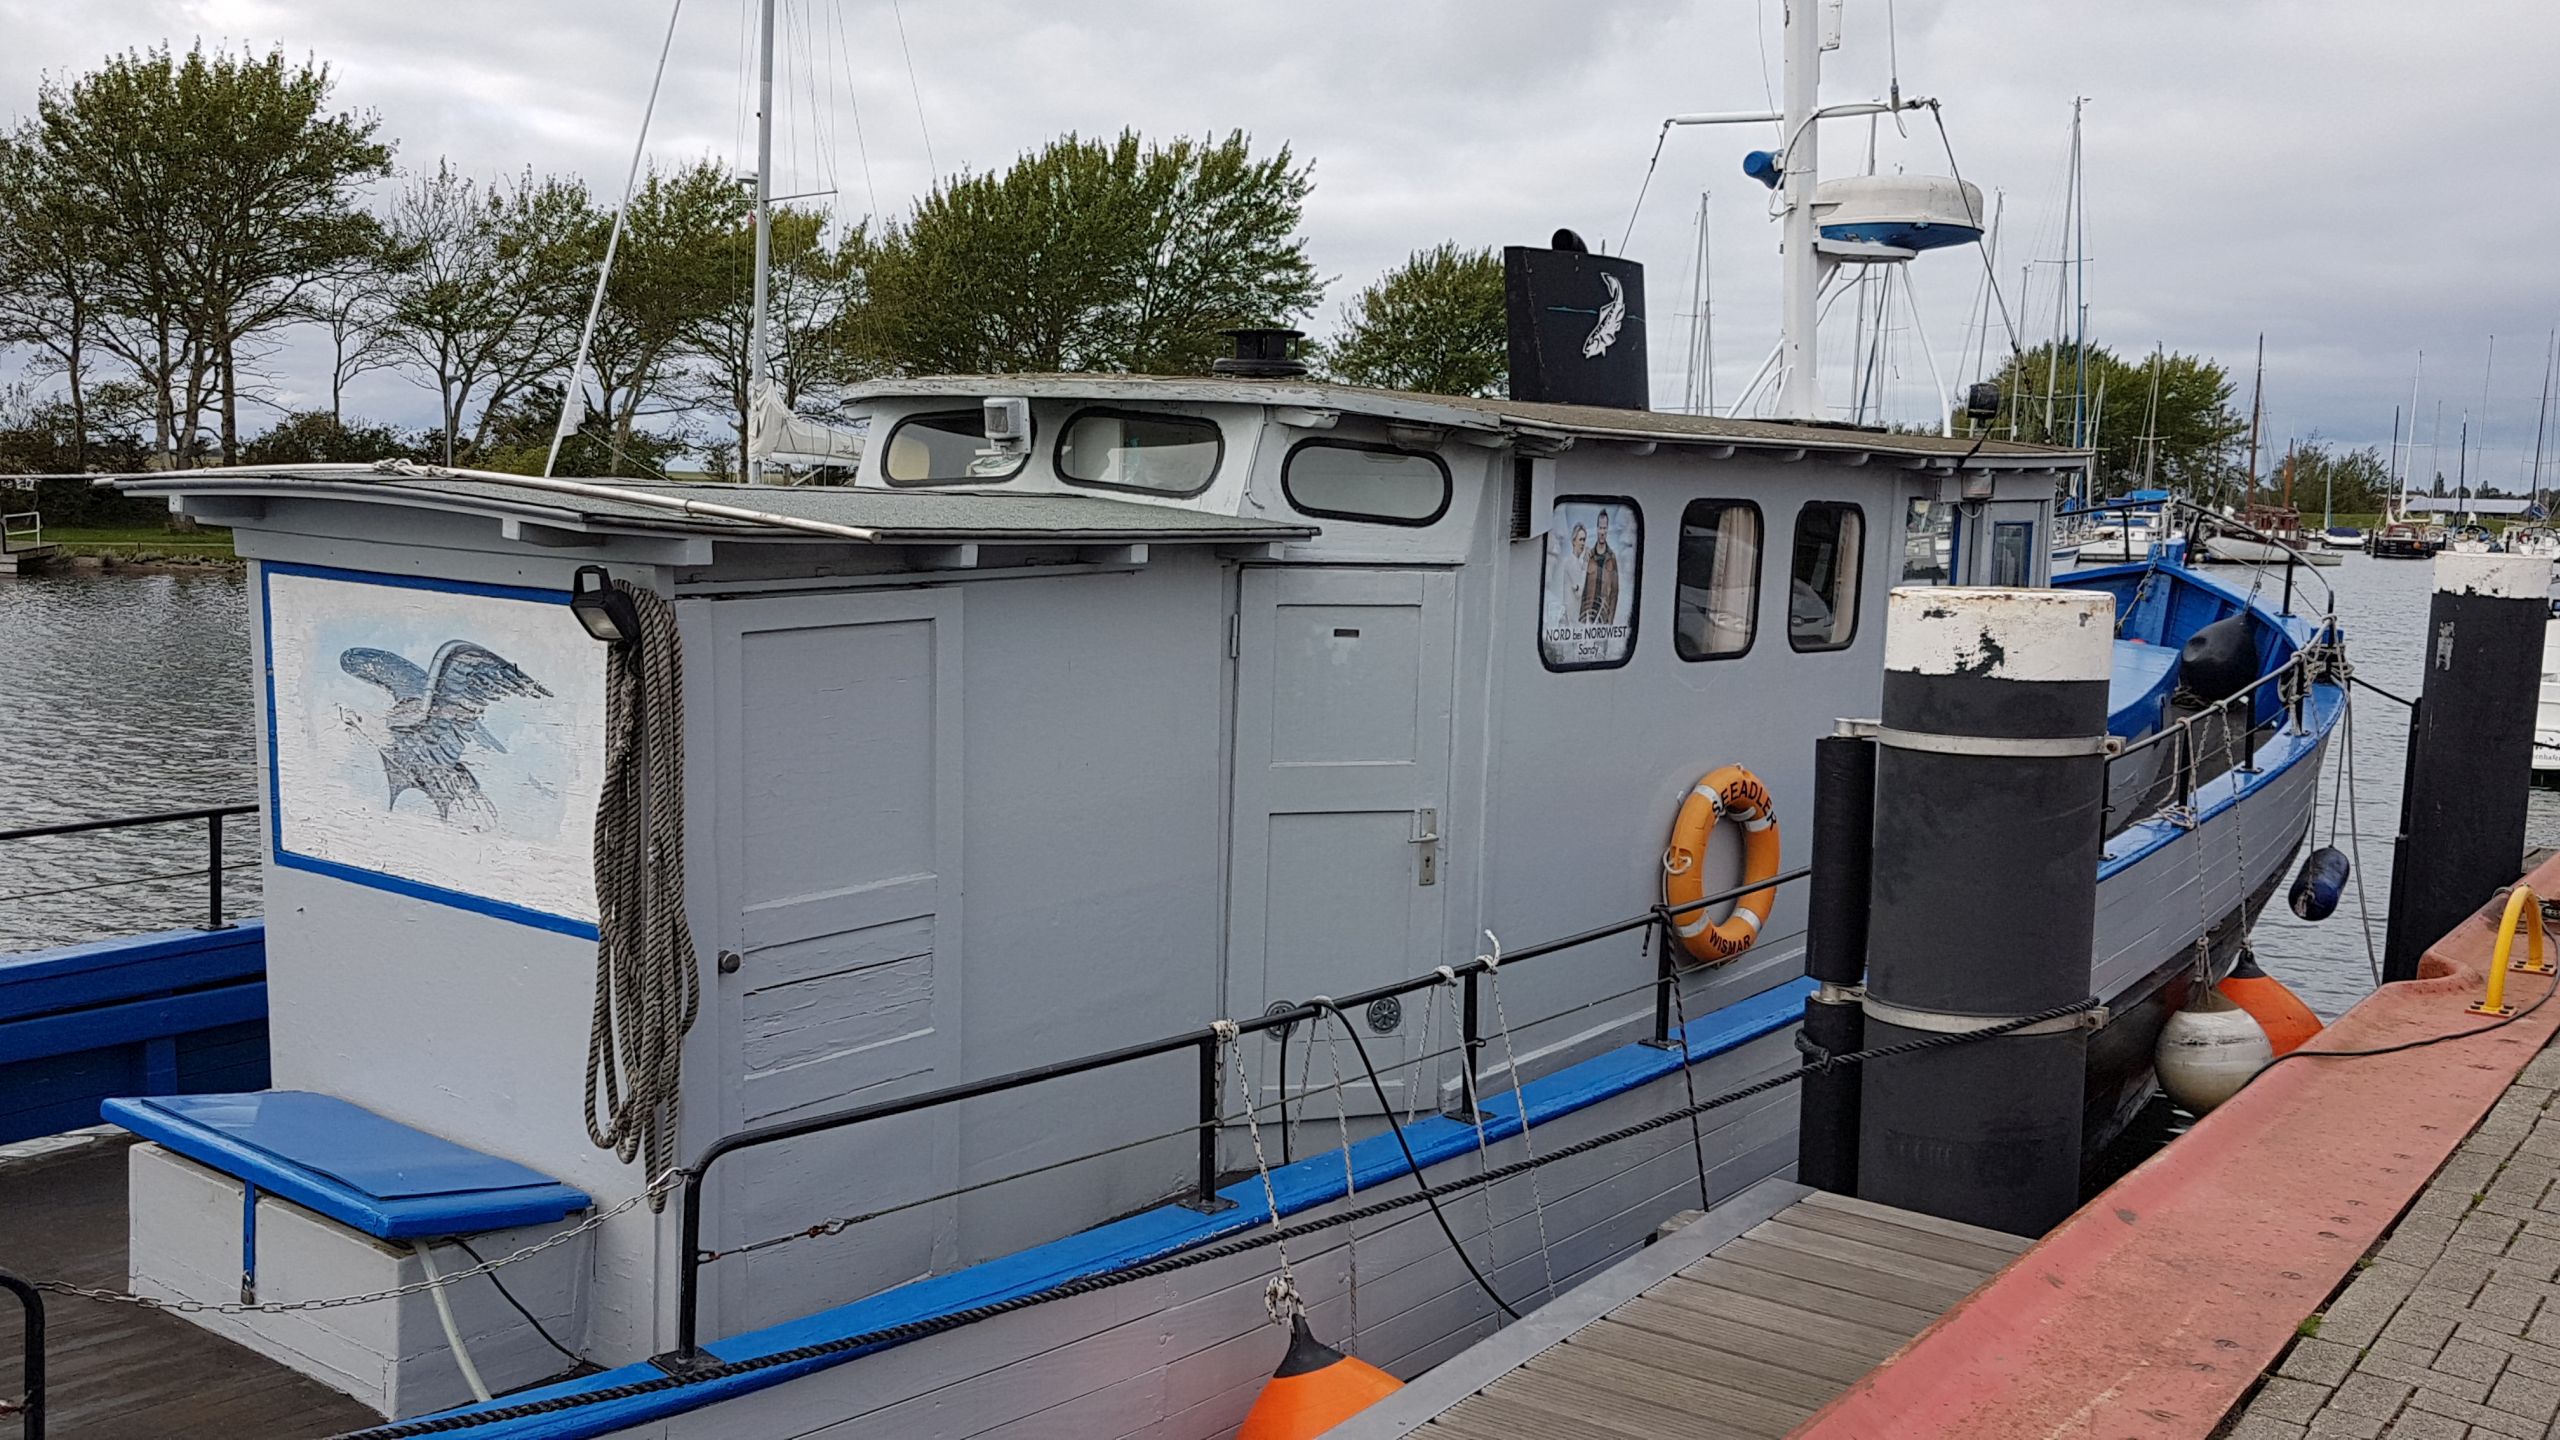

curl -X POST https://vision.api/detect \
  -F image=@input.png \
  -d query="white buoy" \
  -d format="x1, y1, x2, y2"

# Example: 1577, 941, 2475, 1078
2155, 988, 2273, 1113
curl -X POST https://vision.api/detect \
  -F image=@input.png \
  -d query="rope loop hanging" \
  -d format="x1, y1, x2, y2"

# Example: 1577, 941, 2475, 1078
586, 579, 700, 1206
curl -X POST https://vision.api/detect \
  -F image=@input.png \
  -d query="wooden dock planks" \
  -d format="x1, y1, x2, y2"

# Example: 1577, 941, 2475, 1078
1333, 1177, 2024, 1440
0, 1135, 380, 1440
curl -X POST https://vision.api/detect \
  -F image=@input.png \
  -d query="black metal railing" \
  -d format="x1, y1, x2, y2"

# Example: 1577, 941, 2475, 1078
0, 804, 260, 932
668, 865, 1811, 1359
0, 1270, 42, 1440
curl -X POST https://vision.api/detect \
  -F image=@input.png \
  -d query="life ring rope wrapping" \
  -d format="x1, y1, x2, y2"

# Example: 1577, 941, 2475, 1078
1663, 765, 1783, 964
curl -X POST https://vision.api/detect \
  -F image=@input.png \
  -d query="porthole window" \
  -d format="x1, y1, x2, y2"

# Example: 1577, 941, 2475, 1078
1055, 408, 1223, 495
1281, 440, 1452, 526
1788, 503, 1864, 652
1674, 500, 1762, 662
883, 408, 1031, 486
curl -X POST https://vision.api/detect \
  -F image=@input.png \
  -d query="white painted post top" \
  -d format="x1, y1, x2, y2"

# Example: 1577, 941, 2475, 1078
1884, 586, 2116, 682
2436, 551, 2553, 601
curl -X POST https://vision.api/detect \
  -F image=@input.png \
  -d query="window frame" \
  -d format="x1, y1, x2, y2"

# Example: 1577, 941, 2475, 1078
1050, 405, 1226, 498
1673, 497, 1765, 664
880, 406, 1035, 488
1992, 519, 2035, 587
1537, 493, 1645, 673
1280, 437, 1454, 527
1786, 500, 1866, 654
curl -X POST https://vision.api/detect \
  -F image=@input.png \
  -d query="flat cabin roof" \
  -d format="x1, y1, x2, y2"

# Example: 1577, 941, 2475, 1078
848, 374, 2086, 466
109, 470, 1321, 544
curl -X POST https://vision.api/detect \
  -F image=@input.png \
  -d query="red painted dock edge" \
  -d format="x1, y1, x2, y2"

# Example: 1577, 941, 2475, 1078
1795, 856, 2560, 1440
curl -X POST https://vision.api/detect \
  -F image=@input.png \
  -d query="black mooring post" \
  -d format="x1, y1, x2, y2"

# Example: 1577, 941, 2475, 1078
2, 1269, 44, 1440
2384, 555, 2549, 982
1857, 587, 2111, 1237
1796, 729, 1876, 1195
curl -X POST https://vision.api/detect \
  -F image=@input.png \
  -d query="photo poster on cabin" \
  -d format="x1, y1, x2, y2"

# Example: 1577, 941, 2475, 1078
1540, 498, 1641, 669
263, 565, 607, 935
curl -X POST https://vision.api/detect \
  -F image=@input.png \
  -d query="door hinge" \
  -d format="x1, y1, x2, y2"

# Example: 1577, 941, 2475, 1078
1227, 612, 1241, 658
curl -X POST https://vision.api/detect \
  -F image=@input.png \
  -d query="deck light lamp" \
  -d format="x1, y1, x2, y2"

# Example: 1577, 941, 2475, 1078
570, 565, 641, 646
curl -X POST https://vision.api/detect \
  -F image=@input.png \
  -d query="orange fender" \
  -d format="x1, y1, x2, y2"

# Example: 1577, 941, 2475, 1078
1236, 1316, 1402, 1440
2218, 951, 2323, 1057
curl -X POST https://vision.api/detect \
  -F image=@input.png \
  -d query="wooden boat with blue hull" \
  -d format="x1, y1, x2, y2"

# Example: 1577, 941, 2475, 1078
0, 359, 2345, 1439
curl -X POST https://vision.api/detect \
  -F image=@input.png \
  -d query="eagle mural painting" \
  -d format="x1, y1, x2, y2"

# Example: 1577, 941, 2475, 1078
337, 641, 553, 828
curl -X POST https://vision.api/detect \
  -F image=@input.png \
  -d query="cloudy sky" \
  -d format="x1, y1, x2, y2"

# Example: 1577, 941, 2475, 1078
5, 0, 2556, 485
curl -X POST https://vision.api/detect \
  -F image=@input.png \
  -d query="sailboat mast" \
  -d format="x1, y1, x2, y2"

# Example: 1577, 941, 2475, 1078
2244, 334, 2263, 509
746, 0, 777, 485
2531, 330, 2554, 509
2070, 97, 2087, 450
1775, 0, 1825, 420
2140, 343, 2161, 488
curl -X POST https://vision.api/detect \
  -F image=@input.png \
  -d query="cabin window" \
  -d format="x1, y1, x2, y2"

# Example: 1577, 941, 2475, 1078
1789, 503, 1864, 651
882, 408, 1032, 485
1992, 520, 2035, 586
1055, 408, 1223, 495
1674, 500, 1761, 661
1900, 495, 1952, 585
1539, 496, 1642, 670
1282, 440, 1452, 525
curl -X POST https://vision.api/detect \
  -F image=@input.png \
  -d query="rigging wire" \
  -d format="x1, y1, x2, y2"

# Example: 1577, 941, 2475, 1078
1620, 122, 1671, 256
825, 0, 881, 219
889, 0, 938, 180
1925, 101, 2023, 364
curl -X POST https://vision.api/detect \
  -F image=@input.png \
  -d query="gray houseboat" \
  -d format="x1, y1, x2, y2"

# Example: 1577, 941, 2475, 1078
69, 333, 2342, 1437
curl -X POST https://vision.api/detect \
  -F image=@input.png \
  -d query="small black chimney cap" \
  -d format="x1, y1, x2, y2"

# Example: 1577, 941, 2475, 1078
1213, 327, 1309, 379
1551, 228, 1590, 254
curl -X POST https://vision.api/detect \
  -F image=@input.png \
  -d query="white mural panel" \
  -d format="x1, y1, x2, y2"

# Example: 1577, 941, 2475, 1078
265, 566, 606, 931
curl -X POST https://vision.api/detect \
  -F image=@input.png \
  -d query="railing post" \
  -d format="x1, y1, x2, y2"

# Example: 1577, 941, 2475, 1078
1644, 913, 1678, 1049
1460, 970, 1485, 1116
2, 1269, 45, 1440
204, 814, 228, 932
1181, 1036, 1234, 1213
673, 1169, 707, 1363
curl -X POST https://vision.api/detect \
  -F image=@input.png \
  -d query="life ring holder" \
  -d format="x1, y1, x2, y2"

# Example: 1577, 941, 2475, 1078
1662, 765, 1783, 965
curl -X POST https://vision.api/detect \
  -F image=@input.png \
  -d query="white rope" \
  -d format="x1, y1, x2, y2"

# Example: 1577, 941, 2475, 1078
585, 582, 699, 1204
413, 1241, 493, 1402
1217, 1020, 1304, 1324
1479, 933, 1557, 1302
1314, 1008, 1361, 1346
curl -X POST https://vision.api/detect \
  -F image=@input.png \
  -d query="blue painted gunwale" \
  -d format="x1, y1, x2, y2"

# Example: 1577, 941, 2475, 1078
257, 560, 601, 940
2058, 556, 2341, 879
414, 976, 1817, 1438
0, 923, 272, 1146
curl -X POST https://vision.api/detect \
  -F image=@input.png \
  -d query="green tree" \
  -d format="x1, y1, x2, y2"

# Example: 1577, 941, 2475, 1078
574, 160, 743, 471
681, 207, 872, 471
2282, 441, 2392, 517
239, 409, 423, 464
1318, 243, 1507, 398
26, 44, 392, 464
864, 130, 1319, 375
382, 163, 599, 463
1981, 343, 2248, 501
0, 134, 111, 467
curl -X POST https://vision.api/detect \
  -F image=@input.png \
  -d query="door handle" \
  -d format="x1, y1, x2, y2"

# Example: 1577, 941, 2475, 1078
1411, 808, 1439, 886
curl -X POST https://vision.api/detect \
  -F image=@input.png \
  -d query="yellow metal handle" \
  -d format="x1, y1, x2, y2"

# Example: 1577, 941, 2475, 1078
2473, 887, 2548, 1016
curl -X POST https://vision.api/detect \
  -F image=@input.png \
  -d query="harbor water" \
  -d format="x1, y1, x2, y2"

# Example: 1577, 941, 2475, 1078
0, 556, 2553, 1017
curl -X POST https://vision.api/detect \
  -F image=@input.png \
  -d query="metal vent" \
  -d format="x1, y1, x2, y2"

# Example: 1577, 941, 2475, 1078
1510, 457, 1535, 539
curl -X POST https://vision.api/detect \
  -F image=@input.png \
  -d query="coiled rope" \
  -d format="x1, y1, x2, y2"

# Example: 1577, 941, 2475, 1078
584, 580, 698, 1203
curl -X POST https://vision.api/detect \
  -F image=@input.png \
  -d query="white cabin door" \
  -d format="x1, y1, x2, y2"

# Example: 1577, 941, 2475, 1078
701, 589, 963, 1337
1227, 567, 1456, 1113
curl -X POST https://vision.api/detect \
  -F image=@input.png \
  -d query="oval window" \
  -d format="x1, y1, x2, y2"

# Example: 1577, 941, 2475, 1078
883, 408, 1030, 485
1055, 409, 1223, 495
1281, 440, 1451, 526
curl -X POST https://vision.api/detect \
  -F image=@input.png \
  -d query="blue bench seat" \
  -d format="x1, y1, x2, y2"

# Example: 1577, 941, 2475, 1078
103, 1091, 590, 1240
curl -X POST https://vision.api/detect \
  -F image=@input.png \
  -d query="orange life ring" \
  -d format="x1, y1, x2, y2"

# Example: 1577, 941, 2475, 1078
1663, 765, 1783, 964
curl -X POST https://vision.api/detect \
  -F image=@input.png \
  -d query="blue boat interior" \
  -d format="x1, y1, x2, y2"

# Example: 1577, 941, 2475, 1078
2061, 557, 2320, 743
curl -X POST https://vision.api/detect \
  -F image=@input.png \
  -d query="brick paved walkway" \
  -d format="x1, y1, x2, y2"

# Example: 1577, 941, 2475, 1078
2227, 1046, 2560, 1439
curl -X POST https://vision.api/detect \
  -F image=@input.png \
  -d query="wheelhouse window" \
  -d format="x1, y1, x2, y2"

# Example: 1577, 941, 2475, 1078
1055, 408, 1223, 495
1992, 520, 2035, 587
1788, 503, 1864, 651
1281, 440, 1451, 525
882, 408, 1031, 485
1900, 495, 1952, 585
1675, 500, 1761, 661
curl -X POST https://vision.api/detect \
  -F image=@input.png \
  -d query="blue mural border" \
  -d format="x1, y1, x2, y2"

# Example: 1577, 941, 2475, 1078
258, 560, 601, 940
